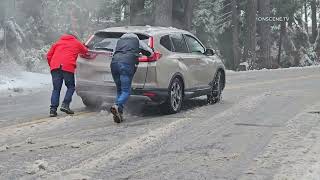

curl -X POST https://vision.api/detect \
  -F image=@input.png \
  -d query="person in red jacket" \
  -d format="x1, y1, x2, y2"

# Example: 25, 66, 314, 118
47, 34, 88, 117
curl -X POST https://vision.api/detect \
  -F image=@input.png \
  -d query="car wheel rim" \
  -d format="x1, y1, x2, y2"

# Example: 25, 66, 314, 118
171, 81, 182, 111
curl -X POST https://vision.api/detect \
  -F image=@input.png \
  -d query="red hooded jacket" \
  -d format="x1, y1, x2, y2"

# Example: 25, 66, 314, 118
47, 34, 88, 73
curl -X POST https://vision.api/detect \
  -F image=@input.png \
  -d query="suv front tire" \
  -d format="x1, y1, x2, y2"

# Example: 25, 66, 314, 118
207, 70, 223, 104
81, 96, 102, 109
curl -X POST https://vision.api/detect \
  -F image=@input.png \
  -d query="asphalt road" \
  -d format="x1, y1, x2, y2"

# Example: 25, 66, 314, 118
1, 67, 320, 180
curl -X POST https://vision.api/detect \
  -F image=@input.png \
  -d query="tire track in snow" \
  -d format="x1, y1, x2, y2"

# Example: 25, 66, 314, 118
46, 93, 268, 179
238, 102, 320, 180
0, 112, 96, 145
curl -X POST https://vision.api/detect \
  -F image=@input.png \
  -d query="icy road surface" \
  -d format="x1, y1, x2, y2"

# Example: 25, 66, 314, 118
1, 67, 320, 180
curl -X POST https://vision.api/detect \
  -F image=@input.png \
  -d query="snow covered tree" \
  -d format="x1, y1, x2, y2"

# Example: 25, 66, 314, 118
257, 0, 272, 69
243, 0, 257, 69
154, 0, 173, 27
310, 0, 318, 43
193, 0, 221, 46
129, 0, 145, 25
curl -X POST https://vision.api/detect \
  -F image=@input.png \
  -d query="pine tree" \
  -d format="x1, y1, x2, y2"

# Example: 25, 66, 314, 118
154, 0, 173, 27
129, 0, 145, 25
311, 0, 317, 43
258, 0, 271, 69
243, 0, 257, 69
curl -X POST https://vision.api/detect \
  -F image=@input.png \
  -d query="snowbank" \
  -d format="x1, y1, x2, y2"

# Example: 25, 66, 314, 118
226, 65, 320, 74
0, 72, 51, 95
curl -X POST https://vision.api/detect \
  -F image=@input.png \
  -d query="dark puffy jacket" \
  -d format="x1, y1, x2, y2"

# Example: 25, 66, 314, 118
112, 36, 140, 66
112, 33, 153, 66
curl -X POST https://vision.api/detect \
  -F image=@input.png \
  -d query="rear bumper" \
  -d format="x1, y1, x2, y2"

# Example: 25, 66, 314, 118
76, 81, 116, 103
76, 80, 168, 103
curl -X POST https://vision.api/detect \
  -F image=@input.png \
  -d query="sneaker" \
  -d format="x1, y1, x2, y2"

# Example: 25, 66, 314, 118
110, 105, 123, 123
60, 103, 75, 114
50, 109, 57, 117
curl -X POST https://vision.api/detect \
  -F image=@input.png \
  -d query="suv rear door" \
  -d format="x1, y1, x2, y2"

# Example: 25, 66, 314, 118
77, 32, 150, 89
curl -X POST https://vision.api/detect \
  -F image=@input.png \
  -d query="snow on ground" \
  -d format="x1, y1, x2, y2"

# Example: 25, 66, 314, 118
0, 71, 51, 95
271, 104, 320, 180
226, 65, 320, 74
240, 102, 320, 180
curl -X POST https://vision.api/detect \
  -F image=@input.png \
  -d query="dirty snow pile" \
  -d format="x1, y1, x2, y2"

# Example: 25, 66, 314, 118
0, 71, 51, 93
0, 52, 51, 95
226, 64, 320, 74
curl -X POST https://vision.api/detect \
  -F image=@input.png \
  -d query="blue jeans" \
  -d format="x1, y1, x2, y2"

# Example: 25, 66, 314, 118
50, 69, 75, 110
111, 62, 135, 113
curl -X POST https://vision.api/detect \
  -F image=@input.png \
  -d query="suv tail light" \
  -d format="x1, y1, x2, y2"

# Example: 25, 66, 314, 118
149, 36, 154, 49
81, 34, 95, 59
143, 92, 157, 97
80, 52, 96, 59
138, 51, 162, 62
139, 36, 162, 62
80, 50, 113, 60
85, 34, 94, 45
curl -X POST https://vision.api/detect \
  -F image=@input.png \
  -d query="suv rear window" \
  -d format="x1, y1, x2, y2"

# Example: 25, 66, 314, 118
160, 35, 173, 51
170, 34, 188, 53
86, 32, 149, 51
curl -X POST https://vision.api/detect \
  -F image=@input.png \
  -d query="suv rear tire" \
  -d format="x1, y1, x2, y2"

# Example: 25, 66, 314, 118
81, 96, 102, 109
160, 78, 183, 114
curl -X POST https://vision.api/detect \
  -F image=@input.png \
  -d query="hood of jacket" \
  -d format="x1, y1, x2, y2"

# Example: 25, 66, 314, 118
60, 34, 77, 41
120, 33, 139, 39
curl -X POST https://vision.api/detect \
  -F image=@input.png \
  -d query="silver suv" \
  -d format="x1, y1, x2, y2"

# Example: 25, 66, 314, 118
76, 26, 225, 114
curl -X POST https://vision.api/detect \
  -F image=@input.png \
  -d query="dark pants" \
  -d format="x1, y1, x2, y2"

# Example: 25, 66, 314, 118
111, 62, 135, 113
50, 68, 75, 110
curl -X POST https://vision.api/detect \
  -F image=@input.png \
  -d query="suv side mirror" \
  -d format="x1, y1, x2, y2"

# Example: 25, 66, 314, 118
204, 48, 215, 56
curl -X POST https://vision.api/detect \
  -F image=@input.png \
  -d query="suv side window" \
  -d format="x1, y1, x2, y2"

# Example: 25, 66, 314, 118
160, 35, 173, 51
170, 33, 189, 53
184, 35, 205, 54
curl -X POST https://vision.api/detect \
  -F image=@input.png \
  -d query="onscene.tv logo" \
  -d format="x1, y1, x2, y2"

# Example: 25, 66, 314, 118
256, 16, 289, 22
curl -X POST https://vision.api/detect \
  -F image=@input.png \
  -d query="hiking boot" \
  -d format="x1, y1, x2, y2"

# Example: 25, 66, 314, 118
110, 105, 123, 123
50, 109, 57, 117
60, 103, 74, 114
119, 112, 124, 122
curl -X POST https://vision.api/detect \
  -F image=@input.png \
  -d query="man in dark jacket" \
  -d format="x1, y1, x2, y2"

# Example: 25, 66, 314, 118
47, 34, 88, 117
110, 33, 153, 123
